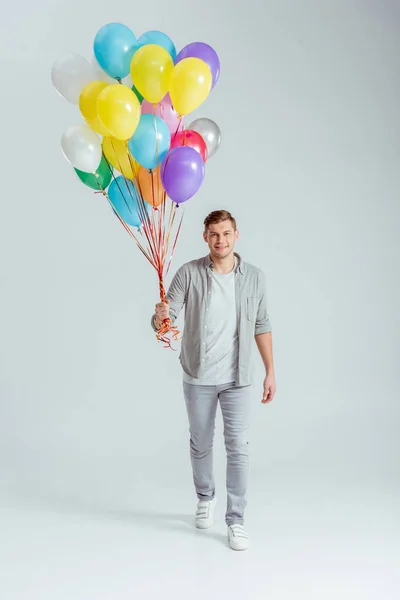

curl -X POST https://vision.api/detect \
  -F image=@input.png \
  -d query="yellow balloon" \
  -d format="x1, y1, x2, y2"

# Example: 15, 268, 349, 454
97, 84, 140, 141
169, 58, 212, 116
79, 81, 110, 135
102, 137, 138, 179
130, 44, 173, 104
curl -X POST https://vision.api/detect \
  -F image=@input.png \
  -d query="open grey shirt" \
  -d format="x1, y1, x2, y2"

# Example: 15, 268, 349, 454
152, 252, 272, 387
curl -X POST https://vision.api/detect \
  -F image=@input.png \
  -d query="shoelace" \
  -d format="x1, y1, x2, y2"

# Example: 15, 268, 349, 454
229, 524, 248, 539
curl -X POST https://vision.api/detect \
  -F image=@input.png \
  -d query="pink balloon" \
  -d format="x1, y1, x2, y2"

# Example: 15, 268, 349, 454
141, 93, 184, 137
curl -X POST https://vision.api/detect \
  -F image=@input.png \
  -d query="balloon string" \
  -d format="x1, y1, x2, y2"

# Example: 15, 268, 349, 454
98, 156, 156, 266
97, 182, 154, 265
107, 140, 135, 218
166, 208, 184, 276
172, 116, 183, 141
152, 109, 163, 271
156, 274, 180, 349
99, 117, 185, 350
123, 142, 159, 265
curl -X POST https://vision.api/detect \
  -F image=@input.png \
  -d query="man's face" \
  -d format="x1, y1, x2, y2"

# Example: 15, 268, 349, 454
203, 220, 239, 259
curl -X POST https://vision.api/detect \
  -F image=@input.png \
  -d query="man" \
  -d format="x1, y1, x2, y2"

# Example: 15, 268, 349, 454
152, 210, 276, 551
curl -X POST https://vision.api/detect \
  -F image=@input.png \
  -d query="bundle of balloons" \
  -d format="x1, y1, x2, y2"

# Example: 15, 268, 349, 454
52, 23, 221, 348
52, 22, 222, 217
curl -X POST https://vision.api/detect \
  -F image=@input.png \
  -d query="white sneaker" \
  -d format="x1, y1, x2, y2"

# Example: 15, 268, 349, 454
195, 497, 217, 529
227, 524, 249, 551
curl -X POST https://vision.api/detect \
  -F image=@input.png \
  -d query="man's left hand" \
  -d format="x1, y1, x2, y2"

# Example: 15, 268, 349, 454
262, 373, 276, 404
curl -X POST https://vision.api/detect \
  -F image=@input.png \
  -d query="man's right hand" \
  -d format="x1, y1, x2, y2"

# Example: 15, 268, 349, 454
154, 301, 170, 329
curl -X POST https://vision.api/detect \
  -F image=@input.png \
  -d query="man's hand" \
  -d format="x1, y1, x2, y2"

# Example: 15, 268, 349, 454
154, 300, 170, 329
262, 372, 276, 404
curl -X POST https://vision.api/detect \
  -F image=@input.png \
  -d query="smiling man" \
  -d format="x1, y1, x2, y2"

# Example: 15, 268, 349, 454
152, 209, 276, 551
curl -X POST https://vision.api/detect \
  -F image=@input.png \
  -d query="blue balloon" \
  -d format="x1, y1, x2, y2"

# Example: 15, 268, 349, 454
107, 176, 146, 227
94, 23, 138, 79
128, 114, 171, 170
137, 30, 176, 61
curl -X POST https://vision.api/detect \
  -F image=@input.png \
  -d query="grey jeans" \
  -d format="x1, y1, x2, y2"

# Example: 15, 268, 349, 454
183, 381, 252, 526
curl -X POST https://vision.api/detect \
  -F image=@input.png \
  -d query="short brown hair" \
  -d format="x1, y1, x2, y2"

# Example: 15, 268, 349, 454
204, 210, 237, 232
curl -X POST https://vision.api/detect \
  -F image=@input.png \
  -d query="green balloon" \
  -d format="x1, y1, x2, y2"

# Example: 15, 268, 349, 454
74, 155, 113, 190
132, 84, 144, 104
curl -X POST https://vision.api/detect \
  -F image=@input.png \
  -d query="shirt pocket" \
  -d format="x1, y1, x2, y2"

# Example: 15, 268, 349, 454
246, 297, 259, 322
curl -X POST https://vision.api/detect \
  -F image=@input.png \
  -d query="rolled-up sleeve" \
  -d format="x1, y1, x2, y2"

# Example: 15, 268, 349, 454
255, 270, 272, 335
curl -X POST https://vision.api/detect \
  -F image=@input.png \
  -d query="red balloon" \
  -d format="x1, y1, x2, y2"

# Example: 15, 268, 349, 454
170, 130, 208, 163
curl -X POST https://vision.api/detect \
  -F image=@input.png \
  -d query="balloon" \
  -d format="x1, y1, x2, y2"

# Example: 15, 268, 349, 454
132, 84, 144, 104
97, 84, 141, 140
51, 53, 93, 104
128, 114, 171, 170
137, 166, 165, 207
170, 130, 208, 163
169, 58, 212, 116
102, 137, 138, 178
175, 42, 220, 89
188, 117, 221, 159
79, 81, 110, 135
130, 44, 174, 104
61, 124, 102, 172
94, 23, 138, 79
74, 155, 113, 190
137, 30, 176, 61
141, 93, 183, 136
107, 176, 146, 227
161, 146, 205, 204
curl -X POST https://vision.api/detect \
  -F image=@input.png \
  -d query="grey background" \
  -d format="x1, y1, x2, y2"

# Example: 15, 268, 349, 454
0, 0, 399, 598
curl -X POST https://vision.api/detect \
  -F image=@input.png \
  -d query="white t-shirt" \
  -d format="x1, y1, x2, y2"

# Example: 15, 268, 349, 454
183, 261, 239, 385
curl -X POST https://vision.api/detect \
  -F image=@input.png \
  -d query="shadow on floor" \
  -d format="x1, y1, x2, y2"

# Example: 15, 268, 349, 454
15, 491, 229, 548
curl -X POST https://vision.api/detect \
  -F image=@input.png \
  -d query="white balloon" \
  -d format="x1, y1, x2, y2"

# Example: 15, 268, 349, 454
61, 124, 102, 172
188, 118, 222, 159
90, 55, 116, 84
51, 53, 93, 104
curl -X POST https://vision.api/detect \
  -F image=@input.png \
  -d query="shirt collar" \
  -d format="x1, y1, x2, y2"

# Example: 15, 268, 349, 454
203, 252, 244, 274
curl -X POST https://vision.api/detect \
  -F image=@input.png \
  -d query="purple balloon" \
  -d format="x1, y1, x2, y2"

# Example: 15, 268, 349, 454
161, 146, 205, 204
175, 42, 220, 89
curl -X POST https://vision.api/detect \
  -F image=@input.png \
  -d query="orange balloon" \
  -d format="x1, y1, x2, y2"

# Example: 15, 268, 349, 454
137, 166, 165, 207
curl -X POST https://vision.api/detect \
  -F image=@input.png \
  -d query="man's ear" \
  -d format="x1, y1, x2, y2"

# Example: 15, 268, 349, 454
235, 230, 239, 241
203, 231, 208, 243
